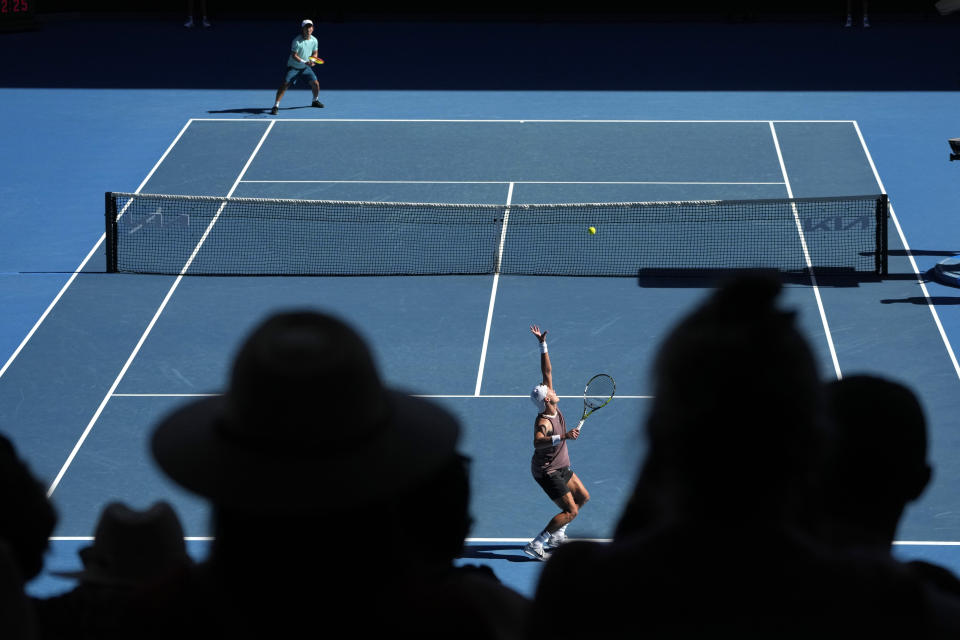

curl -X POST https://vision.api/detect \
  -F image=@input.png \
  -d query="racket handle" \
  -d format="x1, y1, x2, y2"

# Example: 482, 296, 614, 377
575, 419, 585, 433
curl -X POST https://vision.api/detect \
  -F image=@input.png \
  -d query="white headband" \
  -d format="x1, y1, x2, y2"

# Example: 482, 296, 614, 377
531, 384, 549, 413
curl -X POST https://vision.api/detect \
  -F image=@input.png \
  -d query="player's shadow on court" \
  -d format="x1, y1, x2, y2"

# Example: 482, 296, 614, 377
636, 268, 925, 288
206, 106, 316, 116
882, 296, 960, 305
636, 268, 867, 288
460, 545, 540, 563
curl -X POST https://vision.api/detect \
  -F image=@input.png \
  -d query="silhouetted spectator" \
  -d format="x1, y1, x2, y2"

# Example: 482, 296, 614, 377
140, 311, 527, 639
531, 276, 960, 638
0, 434, 57, 583
34, 501, 193, 639
184, 0, 210, 28
821, 375, 960, 598
0, 432, 57, 639
0, 538, 35, 640
845, 0, 870, 27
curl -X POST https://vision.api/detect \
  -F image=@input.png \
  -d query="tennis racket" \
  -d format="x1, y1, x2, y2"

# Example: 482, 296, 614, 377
309, 56, 325, 64
573, 374, 615, 433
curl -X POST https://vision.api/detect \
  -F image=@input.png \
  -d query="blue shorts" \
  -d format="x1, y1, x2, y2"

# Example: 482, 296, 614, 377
283, 66, 317, 86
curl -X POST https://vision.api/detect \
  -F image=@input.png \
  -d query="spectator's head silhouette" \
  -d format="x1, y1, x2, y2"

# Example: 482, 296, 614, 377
147, 311, 467, 637
821, 374, 931, 545
54, 501, 192, 587
152, 310, 461, 514
642, 276, 825, 520
151, 309, 466, 573
0, 433, 57, 582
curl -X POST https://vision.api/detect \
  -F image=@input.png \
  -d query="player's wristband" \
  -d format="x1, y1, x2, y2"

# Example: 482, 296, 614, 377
539, 341, 548, 354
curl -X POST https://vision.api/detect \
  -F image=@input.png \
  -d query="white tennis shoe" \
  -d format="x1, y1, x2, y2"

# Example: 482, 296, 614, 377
523, 542, 551, 561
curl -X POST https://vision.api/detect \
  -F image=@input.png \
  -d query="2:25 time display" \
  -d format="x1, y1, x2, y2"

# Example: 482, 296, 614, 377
1, 0, 31, 13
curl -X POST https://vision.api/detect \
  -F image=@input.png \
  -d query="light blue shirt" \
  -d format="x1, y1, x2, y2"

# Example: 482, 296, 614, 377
288, 34, 318, 68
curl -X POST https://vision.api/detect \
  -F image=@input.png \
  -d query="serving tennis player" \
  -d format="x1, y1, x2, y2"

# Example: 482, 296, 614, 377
524, 325, 590, 561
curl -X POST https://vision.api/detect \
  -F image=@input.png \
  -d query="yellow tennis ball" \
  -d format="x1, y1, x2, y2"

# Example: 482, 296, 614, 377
588, 226, 597, 235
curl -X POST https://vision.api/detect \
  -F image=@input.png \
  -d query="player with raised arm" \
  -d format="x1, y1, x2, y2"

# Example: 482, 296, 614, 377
524, 325, 590, 561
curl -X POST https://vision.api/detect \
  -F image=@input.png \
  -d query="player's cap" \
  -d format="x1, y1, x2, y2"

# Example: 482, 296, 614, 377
531, 384, 549, 413
301, 19, 313, 27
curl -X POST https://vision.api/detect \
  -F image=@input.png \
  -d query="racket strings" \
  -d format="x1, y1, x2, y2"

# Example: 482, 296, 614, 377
584, 375, 615, 408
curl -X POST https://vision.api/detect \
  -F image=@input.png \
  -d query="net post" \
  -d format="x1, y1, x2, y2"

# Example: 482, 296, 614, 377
876, 194, 888, 276
104, 192, 118, 273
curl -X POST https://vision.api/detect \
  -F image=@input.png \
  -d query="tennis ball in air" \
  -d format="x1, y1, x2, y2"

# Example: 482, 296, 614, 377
588, 226, 597, 235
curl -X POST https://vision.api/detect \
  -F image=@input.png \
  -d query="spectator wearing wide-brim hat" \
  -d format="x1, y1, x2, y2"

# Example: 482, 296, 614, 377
150, 310, 461, 512
135, 311, 528, 640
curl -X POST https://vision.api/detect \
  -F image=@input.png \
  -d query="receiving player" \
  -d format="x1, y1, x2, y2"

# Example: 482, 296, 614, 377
271, 19, 324, 115
524, 325, 590, 561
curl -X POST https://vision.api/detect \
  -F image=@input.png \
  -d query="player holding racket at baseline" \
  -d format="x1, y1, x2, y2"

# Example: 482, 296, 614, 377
524, 325, 590, 561
271, 19, 324, 115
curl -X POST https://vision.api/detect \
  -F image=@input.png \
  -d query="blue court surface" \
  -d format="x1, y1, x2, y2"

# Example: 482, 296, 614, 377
3, 13, 960, 601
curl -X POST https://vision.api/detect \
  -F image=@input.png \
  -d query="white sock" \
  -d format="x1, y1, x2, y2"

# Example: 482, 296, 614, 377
533, 530, 550, 546
554, 525, 568, 538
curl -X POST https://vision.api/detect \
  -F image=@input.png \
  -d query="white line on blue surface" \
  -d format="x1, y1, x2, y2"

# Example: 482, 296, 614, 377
769, 121, 842, 381
240, 180, 786, 185
46, 537, 960, 545
194, 118, 858, 124
45, 122, 278, 498
851, 122, 960, 383
0, 120, 195, 382
474, 183, 513, 397
110, 393, 654, 399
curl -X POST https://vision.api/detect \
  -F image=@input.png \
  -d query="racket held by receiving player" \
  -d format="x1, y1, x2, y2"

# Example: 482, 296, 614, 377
309, 56, 325, 64
575, 374, 615, 433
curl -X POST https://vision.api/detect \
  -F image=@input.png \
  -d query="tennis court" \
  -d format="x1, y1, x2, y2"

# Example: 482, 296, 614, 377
3, 12, 960, 602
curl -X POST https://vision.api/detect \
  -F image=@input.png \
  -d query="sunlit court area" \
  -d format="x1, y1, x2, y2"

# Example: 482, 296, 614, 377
3, 0, 960, 636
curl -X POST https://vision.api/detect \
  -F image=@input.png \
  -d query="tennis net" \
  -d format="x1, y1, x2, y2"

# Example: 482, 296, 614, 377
104, 192, 888, 276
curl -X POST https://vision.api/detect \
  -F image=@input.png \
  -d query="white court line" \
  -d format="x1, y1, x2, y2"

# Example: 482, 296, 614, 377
196, 118, 858, 124
0, 120, 197, 382
111, 393, 654, 399
769, 122, 843, 381
240, 180, 786, 185
852, 122, 960, 383
475, 183, 513, 397
45, 122, 278, 498
47, 536, 959, 544
51, 536, 214, 542
48, 536, 607, 543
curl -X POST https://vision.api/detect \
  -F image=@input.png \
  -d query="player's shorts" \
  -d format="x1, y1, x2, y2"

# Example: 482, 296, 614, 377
535, 466, 573, 501
283, 66, 318, 86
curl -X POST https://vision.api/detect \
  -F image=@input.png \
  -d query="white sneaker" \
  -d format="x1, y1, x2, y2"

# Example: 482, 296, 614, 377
523, 542, 551, 561
184, 17, 194, 28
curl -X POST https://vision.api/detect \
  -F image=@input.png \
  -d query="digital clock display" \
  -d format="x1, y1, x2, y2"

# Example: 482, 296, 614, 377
0, 0, 36, 30
0, 0, 32, 13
